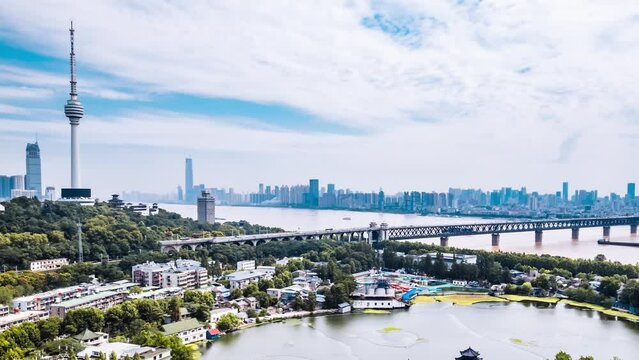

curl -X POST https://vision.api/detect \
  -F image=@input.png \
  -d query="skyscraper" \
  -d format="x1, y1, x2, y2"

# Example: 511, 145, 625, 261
25, 142, 42, 198
562, 182, 569, 202
327, 183, 335, 195
61, 22, 91, 200
0, 176, 10, 199
628, 183, 636, 202
185, 158, 194, 203
10, 175, 24, 191
197, 190, 216, 225
309, 179, 319, 208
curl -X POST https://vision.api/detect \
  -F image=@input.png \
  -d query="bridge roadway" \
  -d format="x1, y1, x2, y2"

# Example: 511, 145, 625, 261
160, 216, 639, 252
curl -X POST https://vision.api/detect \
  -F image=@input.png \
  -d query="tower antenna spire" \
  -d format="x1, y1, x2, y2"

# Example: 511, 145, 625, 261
69, 20, 77, 99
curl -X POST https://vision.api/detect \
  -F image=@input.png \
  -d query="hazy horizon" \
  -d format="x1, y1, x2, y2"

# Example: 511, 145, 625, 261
1, 1, 638, 198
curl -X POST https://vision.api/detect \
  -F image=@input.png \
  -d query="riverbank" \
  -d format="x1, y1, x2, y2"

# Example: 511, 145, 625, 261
410, 294, 639, 322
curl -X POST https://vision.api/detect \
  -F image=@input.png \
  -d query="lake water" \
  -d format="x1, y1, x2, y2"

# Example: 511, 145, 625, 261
161, 204, 639, 264
201, 302, 639, 360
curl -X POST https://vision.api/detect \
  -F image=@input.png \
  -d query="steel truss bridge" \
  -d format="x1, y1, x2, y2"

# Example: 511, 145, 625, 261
160, 216, 639, 252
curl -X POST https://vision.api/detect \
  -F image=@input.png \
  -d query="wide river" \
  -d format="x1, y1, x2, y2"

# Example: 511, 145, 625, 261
161, 204, 639, 264
160, 205, 639, 359
200, 302, 639, 360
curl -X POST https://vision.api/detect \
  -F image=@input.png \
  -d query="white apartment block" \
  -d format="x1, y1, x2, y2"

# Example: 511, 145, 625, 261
132, 259, 210, 290
12, 285, 88, 312
49, 291, 126, 318
30, 258, 69, 272
236, 260, 256, 271
0, 310, 49, 333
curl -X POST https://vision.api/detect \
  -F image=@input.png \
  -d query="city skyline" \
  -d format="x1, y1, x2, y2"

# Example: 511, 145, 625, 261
1, 2, 639, 197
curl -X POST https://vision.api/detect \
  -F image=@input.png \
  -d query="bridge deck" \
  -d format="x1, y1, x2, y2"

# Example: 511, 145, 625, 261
160, 216, 639, 249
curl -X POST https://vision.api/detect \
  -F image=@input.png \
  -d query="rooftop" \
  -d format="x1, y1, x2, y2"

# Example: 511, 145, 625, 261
227, 270, 268, 281
161, 318, 204, 335
73, 328, 106, 341
51, 291, 119, 309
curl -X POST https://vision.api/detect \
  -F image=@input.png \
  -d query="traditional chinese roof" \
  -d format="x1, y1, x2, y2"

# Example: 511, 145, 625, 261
73, 328, 105, 341
455, 347, 482, 360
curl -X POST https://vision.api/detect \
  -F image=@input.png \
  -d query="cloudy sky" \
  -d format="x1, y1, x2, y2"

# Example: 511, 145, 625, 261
0, 0, 638, 198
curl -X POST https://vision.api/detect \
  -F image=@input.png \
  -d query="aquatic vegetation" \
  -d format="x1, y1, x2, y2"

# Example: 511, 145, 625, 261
499, 295, 560, 304
381, 326, 401, 332
362, 309, 391, 314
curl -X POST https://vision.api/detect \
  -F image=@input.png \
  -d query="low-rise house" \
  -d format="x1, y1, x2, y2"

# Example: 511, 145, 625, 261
73, 329, 109, 346
128, 286, 183, 301
227, 270, 270, 290
266, 288, 281, 299
161, 318, 206, 344
210, 307, 238, 324
256, 265, 276, 275
76, 342, 170, 360
337, 302, 351, 313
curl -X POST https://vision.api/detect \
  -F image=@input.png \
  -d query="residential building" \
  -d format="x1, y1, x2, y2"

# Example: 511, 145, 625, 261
161, 318, 206, 344
132, 261, 172, 287
73, 329, 109, 346
236, 260, 255, 271
11, 188, 36, 198
25, 142, 42, 198
49, 291, 126, 317
0, 310, 49, 333
77, 342, 171, 360
44, 186, 56, 201
30, 258, 69, 272
12, 285, 88, 312
127, 287, 183, 301
197, 190, 216, 224
227, 270, 270, 290
210, 307, 238, 324
10, 175, 24, 192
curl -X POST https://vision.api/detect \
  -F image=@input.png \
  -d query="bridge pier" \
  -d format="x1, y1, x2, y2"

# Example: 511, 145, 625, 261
631, 224, 637, 236
571, 228, 579, 240
491, 233, 500, 247
440, 236, 449, 247
535, 230, 543, 243
603, 226, 611, 238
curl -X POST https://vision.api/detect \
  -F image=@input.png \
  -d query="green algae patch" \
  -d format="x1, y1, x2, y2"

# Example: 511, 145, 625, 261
381, 326, 401, 333
362, 309, 391, 314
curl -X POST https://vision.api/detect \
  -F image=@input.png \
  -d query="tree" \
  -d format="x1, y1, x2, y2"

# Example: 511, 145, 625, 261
62, 308, 104, 335
598, 277, 621, 298
216, 313, 241, 332
167, 296, 183, 322
38, 317, 62, 343
133, 353, 142, 360
594, 254, 607, 262
98, 352, 107, 360
304, 292, 317, 312
110, 351, 118, 360
555, 351, 572, 360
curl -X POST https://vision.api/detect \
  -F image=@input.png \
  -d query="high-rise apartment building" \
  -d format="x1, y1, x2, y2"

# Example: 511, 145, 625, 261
197, 190, 216, 225
185, 157, 194, 203
25, 142, 42, 198
628, 183, 636, 202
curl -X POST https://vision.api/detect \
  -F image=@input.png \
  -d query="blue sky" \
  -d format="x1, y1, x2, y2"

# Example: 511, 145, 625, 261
0, 1, 638, 198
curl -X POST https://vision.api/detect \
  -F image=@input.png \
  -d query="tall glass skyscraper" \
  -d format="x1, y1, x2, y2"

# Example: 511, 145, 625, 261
0, 176, 10, 199
562, 182, 569, 202
25, 142, 42, 198
309, 179, 319, 208
185, 157, 194, 203
628, 183, 636, 202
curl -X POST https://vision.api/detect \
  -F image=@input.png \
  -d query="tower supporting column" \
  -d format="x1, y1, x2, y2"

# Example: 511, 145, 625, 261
571, 228, 579, 240
491, 233, 500, 247
534, 230, 543, 243
603, 226, 610, 238
440, 236, 449, 247
631, 224, 637, 236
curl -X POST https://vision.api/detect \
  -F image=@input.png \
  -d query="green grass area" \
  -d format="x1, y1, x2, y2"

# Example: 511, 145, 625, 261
413, 294, 507, 306
498, 295, 560, 304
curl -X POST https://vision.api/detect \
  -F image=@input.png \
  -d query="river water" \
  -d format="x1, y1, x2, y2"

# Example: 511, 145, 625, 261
201, 302, 639, 360
161, 204, 639, 264
159, 205, 639, 358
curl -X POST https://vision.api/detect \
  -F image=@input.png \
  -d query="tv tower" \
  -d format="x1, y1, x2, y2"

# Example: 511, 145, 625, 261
61, 22, 91, 201
64, 21, 84, 189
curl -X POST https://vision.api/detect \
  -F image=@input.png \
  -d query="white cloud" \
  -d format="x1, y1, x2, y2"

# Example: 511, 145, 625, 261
0, 1, 638, 194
